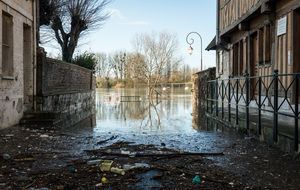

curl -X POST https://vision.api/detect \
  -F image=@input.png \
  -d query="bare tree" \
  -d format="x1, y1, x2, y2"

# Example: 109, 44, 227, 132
95, 53, 111, 79
40, 0, 111, 62
125, 52, 146, 81
109, 51, 126, 80
132, 32, 179, 97
39, 0, 60, 26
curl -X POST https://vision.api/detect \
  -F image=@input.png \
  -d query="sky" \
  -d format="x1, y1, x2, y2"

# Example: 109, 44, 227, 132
45, 0, 217, 71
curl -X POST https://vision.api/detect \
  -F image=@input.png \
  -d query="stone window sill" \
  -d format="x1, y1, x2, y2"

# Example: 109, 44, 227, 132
2, 76, 14, 80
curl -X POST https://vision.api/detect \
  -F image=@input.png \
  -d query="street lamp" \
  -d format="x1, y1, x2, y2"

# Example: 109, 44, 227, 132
186, 32, 203, 71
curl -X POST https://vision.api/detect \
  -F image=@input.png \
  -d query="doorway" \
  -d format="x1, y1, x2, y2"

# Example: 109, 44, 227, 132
294, 9, 300, 73
23, 24, 33, 111
293, 9, 300, 102
249, 32, 259, 98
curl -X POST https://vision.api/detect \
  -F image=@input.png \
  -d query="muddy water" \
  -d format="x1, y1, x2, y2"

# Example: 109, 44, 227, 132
90, 88, 237, 153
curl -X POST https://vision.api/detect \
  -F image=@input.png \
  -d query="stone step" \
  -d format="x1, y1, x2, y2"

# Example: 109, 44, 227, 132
20, 112, 62, 128
22, 111, 58, 119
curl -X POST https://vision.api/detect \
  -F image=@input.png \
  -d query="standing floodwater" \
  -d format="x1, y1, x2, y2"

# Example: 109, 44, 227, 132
93, 87, 226, 153
95, 87, 193, 134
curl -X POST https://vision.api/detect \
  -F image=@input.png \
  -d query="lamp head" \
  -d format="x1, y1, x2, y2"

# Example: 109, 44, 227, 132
187, 46, 193, 55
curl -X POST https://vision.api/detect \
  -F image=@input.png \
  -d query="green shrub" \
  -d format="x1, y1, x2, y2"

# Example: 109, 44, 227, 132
72, 52, 97, 73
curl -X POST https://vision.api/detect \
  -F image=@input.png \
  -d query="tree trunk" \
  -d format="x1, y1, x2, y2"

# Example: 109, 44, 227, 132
62, 46, 74, 63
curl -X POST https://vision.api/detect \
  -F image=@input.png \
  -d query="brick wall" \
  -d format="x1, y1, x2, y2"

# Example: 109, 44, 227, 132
36, 49, 95, 127
37, 50, 94, 96
192, 67, 216, 130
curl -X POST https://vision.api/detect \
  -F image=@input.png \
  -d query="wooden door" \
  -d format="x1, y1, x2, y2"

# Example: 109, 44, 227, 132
294, 9, 300, 73
293, 9, 300, 101
250, 32, 259, 98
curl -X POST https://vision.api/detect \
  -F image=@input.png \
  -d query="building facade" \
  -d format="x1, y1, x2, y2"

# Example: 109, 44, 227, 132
205, 0, 300, 153
214, 0, 300, 79
0, 0, 37, 129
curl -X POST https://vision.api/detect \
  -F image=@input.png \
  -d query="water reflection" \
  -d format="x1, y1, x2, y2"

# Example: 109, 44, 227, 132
95, 88, 193, 134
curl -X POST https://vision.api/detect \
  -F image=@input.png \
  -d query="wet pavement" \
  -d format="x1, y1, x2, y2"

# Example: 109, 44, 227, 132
1, 88, 300, 189
1, 121, 300, 189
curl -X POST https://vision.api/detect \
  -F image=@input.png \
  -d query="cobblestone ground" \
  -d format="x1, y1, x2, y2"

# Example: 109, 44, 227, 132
1, 123, 300, 189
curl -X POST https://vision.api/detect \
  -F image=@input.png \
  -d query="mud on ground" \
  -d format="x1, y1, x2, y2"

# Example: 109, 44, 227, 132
1, 126, 300, 189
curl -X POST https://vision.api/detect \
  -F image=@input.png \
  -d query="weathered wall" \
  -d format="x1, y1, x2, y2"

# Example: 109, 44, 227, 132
0, 0, 36, 129
37, 57, 94, 96
219, 0, 261, 32
41, 92, 95, 127
192, 68, 216, 130
36, 50, 96, 127
218, 0, 300, 82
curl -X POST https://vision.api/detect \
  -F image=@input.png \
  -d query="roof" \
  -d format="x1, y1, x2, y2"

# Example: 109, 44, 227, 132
205, 36, 216, 51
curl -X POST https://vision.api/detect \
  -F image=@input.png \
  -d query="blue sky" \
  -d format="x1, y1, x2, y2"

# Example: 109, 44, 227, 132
45, 0, 216, 70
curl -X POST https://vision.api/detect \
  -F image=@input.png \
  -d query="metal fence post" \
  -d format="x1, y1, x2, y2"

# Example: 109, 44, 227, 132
222, 80, 224, 120
245, 73, 250, 134
211, 81, 214, 115
273, 70, 279, 143
216, 79, 219, 117
228, 77, 231, 123
236, 78, 239, 125
258, 77, 262, 135
295, 74, 299, 152
206, 80, 209, 128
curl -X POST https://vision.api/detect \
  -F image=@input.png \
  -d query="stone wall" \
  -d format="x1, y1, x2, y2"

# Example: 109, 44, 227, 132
0, 0, 36, 129
192, 67, 216, 130
37, 56, 95, 96
36, 49, 95, 127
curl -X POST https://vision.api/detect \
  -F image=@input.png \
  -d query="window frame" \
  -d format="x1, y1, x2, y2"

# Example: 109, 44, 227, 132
2, 11, 14, 78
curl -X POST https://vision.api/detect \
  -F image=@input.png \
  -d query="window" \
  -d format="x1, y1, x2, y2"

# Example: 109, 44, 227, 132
2, 12, 13, 77
263, 25, 271, 64
239, 40, 244, 74
232, 43, 239, 76
218, 51, 223, 74
232, 40, 244, 76
258, 25, 271, 65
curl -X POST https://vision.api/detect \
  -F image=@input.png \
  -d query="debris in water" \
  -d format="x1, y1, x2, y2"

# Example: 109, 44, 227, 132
40, 134, 49, 138
110, 167, 125, 175
96, 135, 118, 145
101, 177, 108, 184
87, 159, 102, 165
99, 160, 113, 172
123, 163, 151, 171
192, 175, 201, 185
2, 153, 11, 160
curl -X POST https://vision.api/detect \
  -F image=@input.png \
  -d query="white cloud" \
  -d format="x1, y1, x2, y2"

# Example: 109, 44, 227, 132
108, 8, 150, 27
109, 8, 126, 20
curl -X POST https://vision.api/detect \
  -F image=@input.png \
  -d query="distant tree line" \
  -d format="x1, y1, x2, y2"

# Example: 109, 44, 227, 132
39, 3, 197, 89
65, 31, 198, 89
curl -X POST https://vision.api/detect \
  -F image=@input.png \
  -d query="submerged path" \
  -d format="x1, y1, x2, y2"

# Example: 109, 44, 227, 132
1, 120, 300, 189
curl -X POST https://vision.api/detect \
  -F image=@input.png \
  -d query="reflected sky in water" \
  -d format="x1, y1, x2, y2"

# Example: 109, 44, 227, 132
95, 88, 194, 135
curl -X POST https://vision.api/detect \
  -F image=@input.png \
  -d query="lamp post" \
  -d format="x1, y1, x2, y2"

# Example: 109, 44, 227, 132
186, 32, 203, 71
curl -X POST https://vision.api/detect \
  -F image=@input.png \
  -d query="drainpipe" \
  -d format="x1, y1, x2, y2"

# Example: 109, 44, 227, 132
32, 0, 38, 111
216, 0, 220, 45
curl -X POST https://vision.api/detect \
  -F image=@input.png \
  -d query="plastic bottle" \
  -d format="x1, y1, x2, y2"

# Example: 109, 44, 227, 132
110, 167, 125, 175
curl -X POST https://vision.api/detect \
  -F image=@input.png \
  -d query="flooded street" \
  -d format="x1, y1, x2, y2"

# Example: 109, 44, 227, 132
91, 88, 233, 153
95, 88, 193, 134
1, 88, 300, 189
